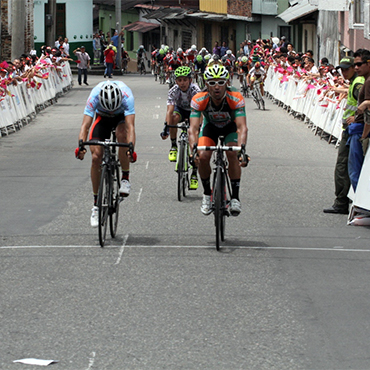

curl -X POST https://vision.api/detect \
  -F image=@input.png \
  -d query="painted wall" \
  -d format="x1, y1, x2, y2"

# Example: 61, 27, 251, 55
200, 0, 227, 14
34, 0, 93, 56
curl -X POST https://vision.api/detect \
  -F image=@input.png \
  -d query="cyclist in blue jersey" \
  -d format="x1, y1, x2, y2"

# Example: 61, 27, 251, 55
75, 81, 137, 227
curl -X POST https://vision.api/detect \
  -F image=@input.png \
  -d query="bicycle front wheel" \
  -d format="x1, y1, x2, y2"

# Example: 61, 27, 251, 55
109, 164, 120, 238
213, 166, 226, 250
98, 166, 110, 247
177, 141, 185, 201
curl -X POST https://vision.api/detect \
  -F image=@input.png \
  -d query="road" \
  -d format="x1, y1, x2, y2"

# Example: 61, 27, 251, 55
1, 72, 370, 370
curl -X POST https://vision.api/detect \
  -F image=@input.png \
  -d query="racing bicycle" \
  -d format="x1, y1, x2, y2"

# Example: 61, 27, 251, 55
162, 119, 192, 201
240, 72, 250, 98
251, 81, 265, 110
194, 138, 248, 251
81, 133, 133, 247
137, 57, 146, 75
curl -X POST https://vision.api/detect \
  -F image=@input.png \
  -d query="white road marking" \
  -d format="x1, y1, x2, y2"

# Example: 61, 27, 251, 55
146, 161, 149, 169
86, 352, 95, 370
115, 234, 129, 265
155, 105, 161, 109
137, 188, 143, 202
2, 245, 370, 253
153, 114, 159, 119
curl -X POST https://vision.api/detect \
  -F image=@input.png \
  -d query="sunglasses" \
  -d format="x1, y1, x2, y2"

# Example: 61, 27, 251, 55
354, 61, 370, 67
207, 80, 227, 86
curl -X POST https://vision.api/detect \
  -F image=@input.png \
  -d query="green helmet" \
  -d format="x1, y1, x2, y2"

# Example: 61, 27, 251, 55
159, 48, 165, 55
204, 54, 211, 61
204, 63, 229, 80
196, 54, 203, 62
174, 66, 192, 78
241, 56, 248, 63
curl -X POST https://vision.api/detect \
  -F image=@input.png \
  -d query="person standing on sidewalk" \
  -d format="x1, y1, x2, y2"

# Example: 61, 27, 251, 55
93, 33, 101, 65
73, 46, 90, 86
324, 56, 364, 214
104, 45, 115, 78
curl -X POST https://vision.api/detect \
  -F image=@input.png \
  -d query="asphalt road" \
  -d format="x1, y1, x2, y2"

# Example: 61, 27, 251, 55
1, 72, 370, 370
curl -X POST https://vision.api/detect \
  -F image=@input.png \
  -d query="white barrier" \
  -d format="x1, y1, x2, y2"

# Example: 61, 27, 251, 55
265, 67, 344, 144
265, 66, 370, 222
0, 62, 73, 137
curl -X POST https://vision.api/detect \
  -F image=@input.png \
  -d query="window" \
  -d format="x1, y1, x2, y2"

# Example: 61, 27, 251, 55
354, 0, 364, 24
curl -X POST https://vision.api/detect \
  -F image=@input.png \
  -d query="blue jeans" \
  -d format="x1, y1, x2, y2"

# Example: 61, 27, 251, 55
78, 68, 87, 84
106, 63, 113, 77
347, 123, 365, 191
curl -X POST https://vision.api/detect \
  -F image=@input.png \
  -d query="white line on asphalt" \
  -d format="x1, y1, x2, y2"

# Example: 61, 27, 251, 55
155, 105, 161, 109
115, 234, 129, 265
2, 245, 370, 253
146, 161, 149, 169
153, 114, 159, 119
137, 188, 143, 202
86, 352, 95, 370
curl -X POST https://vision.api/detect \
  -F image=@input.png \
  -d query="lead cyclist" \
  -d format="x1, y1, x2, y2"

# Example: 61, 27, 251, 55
189, 62, 249, 216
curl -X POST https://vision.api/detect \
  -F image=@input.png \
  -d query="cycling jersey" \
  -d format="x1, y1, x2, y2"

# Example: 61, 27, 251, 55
167, 83, 200, 111
249, 67, 266, 79
190, 87, 246, 129
84, 81, 135, 118
185, 49, 198, 62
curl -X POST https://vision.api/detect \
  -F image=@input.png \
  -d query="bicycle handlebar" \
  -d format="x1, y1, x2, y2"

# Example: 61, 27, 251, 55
81, 140, 134, 152
164, 119, 189, 130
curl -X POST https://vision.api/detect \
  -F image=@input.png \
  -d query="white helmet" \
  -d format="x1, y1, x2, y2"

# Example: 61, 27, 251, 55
139, 45, 144, 49
177, 48, 183, 53
191, 45, 197, 51
226, 50, 232, 55
99, 82, 122, 111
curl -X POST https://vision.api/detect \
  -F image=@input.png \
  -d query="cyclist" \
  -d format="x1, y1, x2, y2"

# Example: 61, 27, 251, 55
189, 62, 248, 216
237, 55, 250, 88
154, 48, 166, 77
75, 81, 137, 227
136, 45, 147, 72
194, 54, 207, 87
247, 61, 266, 96
185, 45, 198, 69
161, 66, 201, 189
121, 47, 130, 72
221, 49, 236, 79
167, 51, 183, 83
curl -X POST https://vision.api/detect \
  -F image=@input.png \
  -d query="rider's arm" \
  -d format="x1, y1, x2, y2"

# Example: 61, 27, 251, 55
76, 114, 93, 160
235, 115, 248, 147
189, 113, 202, 151
166, 104, 175, 126
124, 114, 136, 149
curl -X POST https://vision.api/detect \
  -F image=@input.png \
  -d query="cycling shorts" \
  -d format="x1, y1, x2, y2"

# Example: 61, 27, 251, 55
174, 106, 191, 122
89, 114, 125, 141
198, 121, 238, 146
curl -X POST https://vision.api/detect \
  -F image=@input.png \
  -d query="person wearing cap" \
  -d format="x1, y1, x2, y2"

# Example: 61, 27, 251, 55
73, 46, 91, 86
324, 54, 365, 214
346, 49, 370, 192
243, 41, 252, 57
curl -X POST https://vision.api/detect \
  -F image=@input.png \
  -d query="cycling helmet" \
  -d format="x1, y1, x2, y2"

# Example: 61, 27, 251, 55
255, 62, 261, 68
204, 63, 229, 80
204, 54, 211, 61
159, 48, 165, 55
196, 54, 203, 62
226, 50, 232, 55
191, 45, 197, 51
174, 66, 192, 78
241, 56, 248, 63
99, 82, 122, 111
139, 45, 144, 49
177, 48, 183, 54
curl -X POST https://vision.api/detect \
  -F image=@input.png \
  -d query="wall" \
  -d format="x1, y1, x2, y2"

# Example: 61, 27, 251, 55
200, 0, 227, 13
34, 0, 93, 56
228, 0, 252, 17
317, 10, 339, 66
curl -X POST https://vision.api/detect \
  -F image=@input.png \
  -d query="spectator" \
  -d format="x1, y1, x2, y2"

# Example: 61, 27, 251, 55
244, 40, 252, 56
104, 45, 115, 78
93, 33, 101, 65
62, 38, 70, 56
212, 41, 221, 57
73, 46, 90, 86
347, 49, 370, 191
220, 42, 229, 57
324, 56, 365, 214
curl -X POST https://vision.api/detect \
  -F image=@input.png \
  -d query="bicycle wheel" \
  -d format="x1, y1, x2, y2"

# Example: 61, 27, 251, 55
98, 166, 110, 247
213, 166, 225, 251
253, 89, 261, 109
109, 164, 120, 238
182, 142, 189, 198
177, 141, 185, 201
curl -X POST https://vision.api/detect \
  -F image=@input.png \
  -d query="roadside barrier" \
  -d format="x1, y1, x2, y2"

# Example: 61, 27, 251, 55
264, 66, 370, 224
0, 62, 73, 136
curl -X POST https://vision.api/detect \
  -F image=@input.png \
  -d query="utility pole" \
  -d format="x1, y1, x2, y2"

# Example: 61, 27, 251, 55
115, 0, 121, 72
45, 0, 57, 47
11, 0, 26, 60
